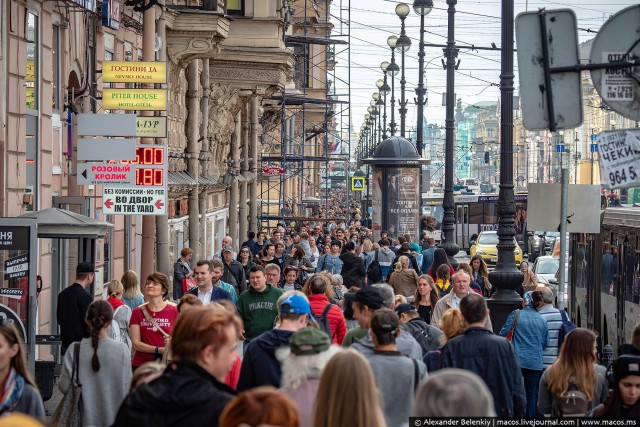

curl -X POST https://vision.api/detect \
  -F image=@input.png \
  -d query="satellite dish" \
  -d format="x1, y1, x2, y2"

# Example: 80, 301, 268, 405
590, 5, 640, 121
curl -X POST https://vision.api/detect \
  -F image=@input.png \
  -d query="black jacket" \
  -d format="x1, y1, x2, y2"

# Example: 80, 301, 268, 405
57, 283, 92, 350
339, 252, 366, 288
403, 317, 443, 354
113, 361, 236, 427
223, 260, 247, 295
237, 329, 294, 392
442, 327, 526, 417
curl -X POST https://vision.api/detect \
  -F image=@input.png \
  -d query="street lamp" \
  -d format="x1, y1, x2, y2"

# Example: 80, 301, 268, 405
395, 3, 412, 138
387, 36, 400, 137
377, 64, 391, 138
373, 92, 382, 147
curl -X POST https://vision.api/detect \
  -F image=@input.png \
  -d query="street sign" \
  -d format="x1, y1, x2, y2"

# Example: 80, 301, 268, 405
516, 9, 582, 130
136, 116, 167, 138
591, 134, 597, 141
589, 5, 640, 121
102, 187, 166, 215
77, 113, 136, 136
262, 165, 285, 176
102, 89, 167, 111
102, 61, 167, 84
77, 138, 136, 161
591, 143, 598, 153
528, 183, 601, 233
351, 176, 365, 191
76, 163, 136, 186
556, 144, 566, 153
597, 129, 640, 190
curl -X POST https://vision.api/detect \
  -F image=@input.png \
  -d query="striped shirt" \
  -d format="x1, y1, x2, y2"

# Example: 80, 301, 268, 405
538, 304, 563, 368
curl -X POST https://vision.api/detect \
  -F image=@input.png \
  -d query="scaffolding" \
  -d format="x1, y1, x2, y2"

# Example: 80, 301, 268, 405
259, 0, 351, 230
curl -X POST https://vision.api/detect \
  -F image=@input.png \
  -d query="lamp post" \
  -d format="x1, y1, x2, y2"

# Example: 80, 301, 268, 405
387, 36, 400, 137
373, 92, 382, 148
395, 3, 412, 138
377, 64, 391, 138
440, 0, 459, 268
487, 0, 523, 332
413, 0, 433, 158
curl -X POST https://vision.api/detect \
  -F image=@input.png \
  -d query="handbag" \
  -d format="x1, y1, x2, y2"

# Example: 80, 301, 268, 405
52, 342, 82, 427
505, 309, 520, 342
141, 304, 172, 364
182, 278, 197, 294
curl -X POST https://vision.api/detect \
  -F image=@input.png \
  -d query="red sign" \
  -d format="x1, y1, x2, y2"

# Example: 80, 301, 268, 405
262, 165, 285, 176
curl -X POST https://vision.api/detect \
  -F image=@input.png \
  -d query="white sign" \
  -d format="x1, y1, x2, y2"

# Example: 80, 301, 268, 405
528, 183, 602, 233
102, 187, 166, 215
77, 138, 136, 161
77, 163, 136, 186
601, 52, 635, 102
598, 129, 640, 190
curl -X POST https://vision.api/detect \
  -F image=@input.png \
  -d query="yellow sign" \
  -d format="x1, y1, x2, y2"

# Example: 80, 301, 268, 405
351, 176, 365, 191
136, 116, 167, 138
102, 61, 167, 83
103, 89, 167, 111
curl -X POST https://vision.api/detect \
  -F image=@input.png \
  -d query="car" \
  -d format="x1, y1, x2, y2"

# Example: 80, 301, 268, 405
470, 231, 523, 268
542, 231, 560, 255
531, 256, 560, 285
527, 231, 545, 262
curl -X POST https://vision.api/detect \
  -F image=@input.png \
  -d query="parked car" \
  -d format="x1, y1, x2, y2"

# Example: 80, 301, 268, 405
470, 231, 523, 268
531, 256, 560, 285
527, 231, 545, 262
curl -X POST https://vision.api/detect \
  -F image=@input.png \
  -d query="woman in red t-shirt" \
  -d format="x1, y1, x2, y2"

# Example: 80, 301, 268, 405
130, 272, 179, 370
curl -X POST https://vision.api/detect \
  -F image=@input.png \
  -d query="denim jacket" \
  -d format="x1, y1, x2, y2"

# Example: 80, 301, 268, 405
316, 254, 343, 274
499, 307, 549, 370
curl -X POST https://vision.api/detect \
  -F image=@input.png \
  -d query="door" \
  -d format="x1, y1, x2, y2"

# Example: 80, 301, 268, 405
456, 204, 470, 249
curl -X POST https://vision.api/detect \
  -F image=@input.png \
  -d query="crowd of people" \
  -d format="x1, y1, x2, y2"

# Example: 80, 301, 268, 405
2, 211, 640, 427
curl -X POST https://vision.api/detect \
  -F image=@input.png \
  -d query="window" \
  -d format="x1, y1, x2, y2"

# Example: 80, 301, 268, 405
227, 0, 244, 16
294, 45, 310, 89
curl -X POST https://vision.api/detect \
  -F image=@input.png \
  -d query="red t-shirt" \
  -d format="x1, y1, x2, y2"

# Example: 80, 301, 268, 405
130, 303, 179, 367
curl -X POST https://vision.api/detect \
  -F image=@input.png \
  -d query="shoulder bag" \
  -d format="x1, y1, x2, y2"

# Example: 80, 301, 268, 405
140, 304, 172, 364
52, 342, 82, 427
505, 309, 520, 342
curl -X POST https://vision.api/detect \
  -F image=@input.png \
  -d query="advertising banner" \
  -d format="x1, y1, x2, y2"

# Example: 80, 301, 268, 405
387, 167, 421, 243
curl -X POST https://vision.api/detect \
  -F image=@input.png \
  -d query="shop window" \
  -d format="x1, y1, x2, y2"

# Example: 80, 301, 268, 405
26, 13, 38, 111
227, 0, 244, 16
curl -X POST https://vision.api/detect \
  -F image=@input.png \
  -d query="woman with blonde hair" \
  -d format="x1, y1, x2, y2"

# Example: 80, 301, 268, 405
538, 328, 609, 416
106, 279, 132, 353
423, 308, 466, 373
312, 349, 386, 427
121, 270, 144, 310
412, 275, 439, 325
389, 255, 419, 298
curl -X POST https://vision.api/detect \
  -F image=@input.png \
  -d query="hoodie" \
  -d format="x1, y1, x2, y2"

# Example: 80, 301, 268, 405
339, 251, 366, 287
377, 247, 396, 280
236, 284, 284, 341
236, 329, 294, 392
112, 361, 236, 427
351, 330, 423, 360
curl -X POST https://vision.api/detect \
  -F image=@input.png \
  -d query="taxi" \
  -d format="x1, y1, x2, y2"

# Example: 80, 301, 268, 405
470, 230, 523, 268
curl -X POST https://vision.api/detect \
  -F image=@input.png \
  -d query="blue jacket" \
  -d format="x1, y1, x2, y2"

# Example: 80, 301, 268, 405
499, 307, 549, 371
443, 327, 526, 417
186, 285, 233, 302
316, 254, 343, 274
236, 329, 294, 392
421, 247, 437, 274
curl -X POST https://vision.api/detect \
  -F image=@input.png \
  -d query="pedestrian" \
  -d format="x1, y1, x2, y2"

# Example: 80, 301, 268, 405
431, 271, 493, 330
538, 328, 609, 416
220, 387, 300, 427
389, 255, 420, 298
282, 244, 315, 285
241, 231, 257, 255
423, 308, 465, 373
470, 255, 493, 297
396, 303, 443, 355
428, 247, 454, 281
121, 270, 144, 311
0, 323, 44, 420
236, 265, 284, 349
257, 243, 278, 267
342, 286, 385, 347
130, 272, 179, 370
280, 266, 303, 292
177, 293, 202, 312
499, 290, 549, 417
210, 259, 238, 303
105, 279, 133, 353
275, 242, 287, 266
434, 264, 452, 296
410, 243, 424, 272
535, 286, 564, 368
389, 242, 421, 278
368, 308, 426, 427
339, 242, 366, 288
521, 262, 538, 293
308, 236, 320, 269
316, 240, 344, 274
238, 245, 257, 281
377, 239, 396, 280
360, 239, 373, 269
252, 231, 267, 257
222, 246, 247, 296
330, 273, 348, 306
173, 247, 194, 301
59, 300, 131, 427
457, 262, 482, 294
442, 293, 526, 417
591, 353, 640, 417
312, 349, 387, 427
57, 261, 95, 354
187, 260, 233, 304
412, 369, 496, 417
129, 361, 164, 391
278, 328, 340, 427
412, 274, 439, 325
306, 274, 347, 344
421, 238, 437, 273
113, 305, 240, 427
265, 263, 284, 289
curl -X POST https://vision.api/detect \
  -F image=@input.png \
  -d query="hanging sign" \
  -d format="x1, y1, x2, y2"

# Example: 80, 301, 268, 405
598, 129, 640, 189
102, 89, 167, 111
102, 61, 167, 83
136, 116, 167, 138
102, 187, 166, 215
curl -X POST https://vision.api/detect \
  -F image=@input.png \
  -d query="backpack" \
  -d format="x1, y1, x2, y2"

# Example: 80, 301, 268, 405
108, 306, 122, 343
317, 303, 335, 340
553, 381, 590, 417
405, 321, 431, 356
558, 309, 577, 348
366, 250, 382, 284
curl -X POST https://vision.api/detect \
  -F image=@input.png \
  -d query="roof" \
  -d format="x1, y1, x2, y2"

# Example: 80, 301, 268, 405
362, 136, 428, 167
19, 207, 113, 238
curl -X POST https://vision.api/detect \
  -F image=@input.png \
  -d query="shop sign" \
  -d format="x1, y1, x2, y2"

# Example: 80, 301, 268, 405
102, 61, 167, 84
102, 89, 167, 111
136, 116, 167, 138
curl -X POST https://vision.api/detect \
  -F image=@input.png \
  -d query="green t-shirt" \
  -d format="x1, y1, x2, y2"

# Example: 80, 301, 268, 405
236, 284, 284, 341
342, 327, 369, 348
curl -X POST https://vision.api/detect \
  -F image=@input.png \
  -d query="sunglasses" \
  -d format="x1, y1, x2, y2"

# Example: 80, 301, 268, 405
241, 250, 250, 254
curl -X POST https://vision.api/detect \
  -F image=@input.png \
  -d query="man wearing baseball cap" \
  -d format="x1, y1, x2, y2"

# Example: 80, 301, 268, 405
57, 262, 95, 354
342, 287, 386, 347
237, 293, 312, 392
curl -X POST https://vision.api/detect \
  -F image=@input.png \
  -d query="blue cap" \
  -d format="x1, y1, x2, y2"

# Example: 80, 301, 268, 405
280, 294, 313, 316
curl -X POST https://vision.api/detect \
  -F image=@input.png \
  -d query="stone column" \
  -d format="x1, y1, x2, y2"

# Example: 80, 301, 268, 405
249, 94, 260, 232
239, 98, 250, 240
199, 60, 210, 257
229, 111, 240, 249
186, 61, 200, 260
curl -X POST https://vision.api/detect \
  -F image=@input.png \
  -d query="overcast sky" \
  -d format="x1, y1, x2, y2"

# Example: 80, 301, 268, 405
335, 0, 634, 139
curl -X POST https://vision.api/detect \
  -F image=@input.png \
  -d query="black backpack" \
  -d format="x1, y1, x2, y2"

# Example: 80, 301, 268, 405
317, 303, 335, 340
405, 321, 431, 356
366, 250, 382, 284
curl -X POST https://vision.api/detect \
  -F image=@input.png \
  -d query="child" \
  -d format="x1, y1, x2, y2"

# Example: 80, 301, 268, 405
435, 264, 452, 296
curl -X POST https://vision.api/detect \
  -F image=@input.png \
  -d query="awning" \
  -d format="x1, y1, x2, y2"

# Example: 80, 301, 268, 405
19, 207, 113, 238
168, 171, 197, 187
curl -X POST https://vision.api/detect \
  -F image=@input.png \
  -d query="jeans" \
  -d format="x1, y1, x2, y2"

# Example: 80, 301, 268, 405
522, 368, 543, 417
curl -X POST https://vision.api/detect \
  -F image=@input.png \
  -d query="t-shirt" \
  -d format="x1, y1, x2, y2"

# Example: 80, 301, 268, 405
130, 303, 179, 367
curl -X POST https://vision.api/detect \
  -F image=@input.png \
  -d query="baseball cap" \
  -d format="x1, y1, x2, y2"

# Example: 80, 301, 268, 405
355, 287, 385, 310
290, 327, 331, 356
76, 262, 95, 273
222, 246, 234, 253
394, 303, 416, 315
280, 294, 313, 316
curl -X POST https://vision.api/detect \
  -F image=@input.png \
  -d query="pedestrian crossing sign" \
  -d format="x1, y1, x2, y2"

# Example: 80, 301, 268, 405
351, 177, 365, 191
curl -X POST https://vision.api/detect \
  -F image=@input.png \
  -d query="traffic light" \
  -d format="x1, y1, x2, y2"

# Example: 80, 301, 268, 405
484, 151, 490, 164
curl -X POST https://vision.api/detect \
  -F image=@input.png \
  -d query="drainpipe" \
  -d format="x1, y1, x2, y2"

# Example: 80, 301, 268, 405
199, 59, 210, 257
186, 60, 200, 260
0, 0, 6, 216
239, 98, 249, 240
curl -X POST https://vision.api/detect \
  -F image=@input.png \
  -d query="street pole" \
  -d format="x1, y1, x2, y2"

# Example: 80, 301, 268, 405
413, 0, 432, 159
487, 0, 523, 333
558, 168, 569, 310
387, 37, 399, 137
396, 3, 411, 138
440, 0, 459, 268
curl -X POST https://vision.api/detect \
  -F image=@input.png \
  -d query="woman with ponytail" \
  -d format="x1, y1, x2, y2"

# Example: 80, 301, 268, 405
59, 300, 132, 427
106, 280, 132, 353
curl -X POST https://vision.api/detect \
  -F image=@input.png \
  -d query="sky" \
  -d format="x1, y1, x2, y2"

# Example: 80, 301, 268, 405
335, 0, 635, 139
